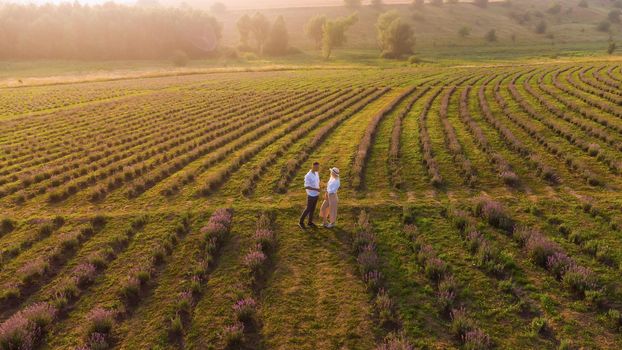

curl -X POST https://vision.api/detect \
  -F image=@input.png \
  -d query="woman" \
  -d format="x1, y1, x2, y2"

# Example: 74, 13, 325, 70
320, 167, 340, 228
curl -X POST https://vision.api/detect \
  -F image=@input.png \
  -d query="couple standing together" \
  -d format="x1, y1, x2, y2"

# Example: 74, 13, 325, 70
298, 162, 340, 229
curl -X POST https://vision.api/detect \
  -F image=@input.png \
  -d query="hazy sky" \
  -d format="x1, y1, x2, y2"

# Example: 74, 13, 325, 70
2, 0, 413, 10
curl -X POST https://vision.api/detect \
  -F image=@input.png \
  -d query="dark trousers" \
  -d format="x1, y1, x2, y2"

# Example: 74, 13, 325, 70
299, 195, 319, 224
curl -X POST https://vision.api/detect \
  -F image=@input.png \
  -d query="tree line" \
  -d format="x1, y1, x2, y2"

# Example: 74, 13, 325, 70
0, 3, 221, 60
0, 1, 417, 61
236, 13, 290, 56
0, 0, 534, 61
345, 0, 489, 8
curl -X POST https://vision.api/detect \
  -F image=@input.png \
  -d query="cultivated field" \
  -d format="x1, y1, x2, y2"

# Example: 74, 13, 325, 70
1, 60, 622, 349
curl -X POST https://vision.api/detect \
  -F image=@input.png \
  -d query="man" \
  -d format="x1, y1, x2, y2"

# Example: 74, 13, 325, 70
299, 162, 320, 229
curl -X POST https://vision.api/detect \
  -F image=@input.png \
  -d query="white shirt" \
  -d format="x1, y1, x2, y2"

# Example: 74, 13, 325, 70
327, 177, 340, 194
304, 170, 320, 197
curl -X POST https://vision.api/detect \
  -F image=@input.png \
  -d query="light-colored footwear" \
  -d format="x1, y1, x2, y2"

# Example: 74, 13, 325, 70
323, 223, 329, 228
327, 223, 335, 228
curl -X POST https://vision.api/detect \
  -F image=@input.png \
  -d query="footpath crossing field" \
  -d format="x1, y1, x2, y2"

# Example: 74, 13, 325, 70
1, 61, 622, 349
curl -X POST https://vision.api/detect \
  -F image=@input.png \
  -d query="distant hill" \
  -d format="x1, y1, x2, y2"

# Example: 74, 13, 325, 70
1, 0, 412, 9
176, 0, 412, 10
210, 0, 620, 52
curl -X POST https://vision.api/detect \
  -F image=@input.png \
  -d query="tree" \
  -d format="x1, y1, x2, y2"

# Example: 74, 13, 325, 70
210, 2, 226, 13
344, 0, 362, 8
376, 11, 415, 58
136, 0, 160, 7
305, 15, 327, 49
251, 12, 271, 53
458, 26, 471, 38
474, 0, 489, 8
265, 16, 289, 56
485, 29, 497, 42
371, 0, 383, 9
413, 0, 425, 7
609, 10, 621, 23
597, 21, 611, 32
608, 41, 617, 55
547, 3, 562, 15
535, 20, 547, 34
431, 0, 443, 6
578, 0, 588, 8
171, 50, 189, 67
237, 14, 252, 47
322, 13, 359, 59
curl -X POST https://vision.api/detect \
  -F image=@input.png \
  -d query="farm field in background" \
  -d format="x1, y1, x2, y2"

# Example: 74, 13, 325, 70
1, 59, 622, 349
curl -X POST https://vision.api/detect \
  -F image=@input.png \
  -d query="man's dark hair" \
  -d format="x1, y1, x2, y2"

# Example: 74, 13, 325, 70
313, 162, 320, 166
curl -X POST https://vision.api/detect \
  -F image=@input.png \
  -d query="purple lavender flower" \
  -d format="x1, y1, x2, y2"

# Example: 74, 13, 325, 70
437, 290, 456, 314
18, 258, 49, 283
233, 297, 257, 323
513, 226, 537, 246
177, 291, 194, 312
563, 265, 598, 295
0, 310, 31, 348
438, 275, 457, 294
86, 332, 109, 350
546, 252, 574, 279
525, 233, 559, 267
403, 224, 418, 238
201, 222, 227, 238
73, 263, 97, 287
189, 275, 203, 295
59, 231, 80, 251
463, 328, 492, 349
474, 197, 514, 231
352, 230, 376, 254
243, 249, 267, 276
86, 307, 115, 335
223, 321, 244, 346
375, 289, 395, 325
200, 209, 232, 244
424, 257, 447, 281
450, 308, 474, 339
210, 209, 232, 227
1, 282, 20, 300
466, 231, 484, 253
253, 229, 275, 251
416, 244, 435, 265
376, 333, 414, 350
21, 302, 56, 328
0, 302, 55, 349
500, 171, 519, 187
363, 270, 382, 292
357, 244, 379, 275
120, 275, 142, 303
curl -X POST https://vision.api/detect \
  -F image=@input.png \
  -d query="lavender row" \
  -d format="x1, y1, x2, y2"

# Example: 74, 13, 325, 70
162, 209, 232, 346
509, 81, 622, 175
388, 86, 432, 189
405, 221, 492, 349
223, 213, 276, 348
439, 86, 477, 186
351, 86, 417, 191
275, 88, 390, 193
353, 210, 415, 350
